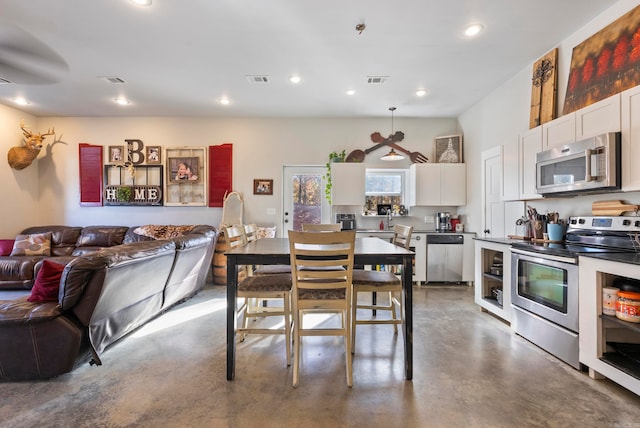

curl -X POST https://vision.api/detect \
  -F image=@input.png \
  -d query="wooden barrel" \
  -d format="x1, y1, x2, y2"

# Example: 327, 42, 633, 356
212, 231, 246, 285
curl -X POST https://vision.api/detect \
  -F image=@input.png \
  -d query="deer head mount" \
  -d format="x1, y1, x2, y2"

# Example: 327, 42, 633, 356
7, 120, 56, 170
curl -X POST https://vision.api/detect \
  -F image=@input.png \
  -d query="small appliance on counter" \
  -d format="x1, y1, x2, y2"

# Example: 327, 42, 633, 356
336, 213, 356, 230
435, 212, 452, 232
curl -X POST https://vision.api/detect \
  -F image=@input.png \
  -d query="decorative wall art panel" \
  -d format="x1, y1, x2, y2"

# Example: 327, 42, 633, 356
564, 4, 640, 114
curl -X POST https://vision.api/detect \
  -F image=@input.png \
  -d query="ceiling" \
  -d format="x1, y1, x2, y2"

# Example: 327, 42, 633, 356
0, 0, 619, 118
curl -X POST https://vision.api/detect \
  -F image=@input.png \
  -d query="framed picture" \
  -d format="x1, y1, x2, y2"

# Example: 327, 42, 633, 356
108, 145, 124, 163
168, 157, 200, 183
253, 179, 273, 195
434, 134, 463, 163
146, 146, 161, 164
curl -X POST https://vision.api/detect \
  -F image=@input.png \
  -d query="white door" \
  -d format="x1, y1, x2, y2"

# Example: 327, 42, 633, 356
283, 166, 331, 233
481, 146, 504, 238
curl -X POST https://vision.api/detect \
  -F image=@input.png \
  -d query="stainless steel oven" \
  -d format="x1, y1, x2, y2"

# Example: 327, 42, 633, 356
511, 249, 580, 368
510, 216, 639, 370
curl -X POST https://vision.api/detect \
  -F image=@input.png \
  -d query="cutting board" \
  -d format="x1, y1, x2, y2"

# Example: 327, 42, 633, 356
592, 200, 639, 216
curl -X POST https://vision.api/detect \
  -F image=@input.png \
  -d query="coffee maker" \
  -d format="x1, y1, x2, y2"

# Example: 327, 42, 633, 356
435, 212, 452, 232
336, 213, 356, 230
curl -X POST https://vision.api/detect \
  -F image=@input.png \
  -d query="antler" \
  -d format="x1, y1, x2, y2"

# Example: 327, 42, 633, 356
20, 120, 32, 138
41, 127, 55, 137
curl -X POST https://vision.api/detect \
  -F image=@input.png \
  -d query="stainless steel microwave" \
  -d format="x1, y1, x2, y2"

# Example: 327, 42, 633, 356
536, 132, 621, 196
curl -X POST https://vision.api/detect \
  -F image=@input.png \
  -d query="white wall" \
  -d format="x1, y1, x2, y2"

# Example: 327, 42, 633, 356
459, 0, 640, 235
0, 114, 457, 236
0, 105, 39, 235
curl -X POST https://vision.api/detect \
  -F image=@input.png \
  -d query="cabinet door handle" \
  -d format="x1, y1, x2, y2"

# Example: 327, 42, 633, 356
484, 229, 490, 234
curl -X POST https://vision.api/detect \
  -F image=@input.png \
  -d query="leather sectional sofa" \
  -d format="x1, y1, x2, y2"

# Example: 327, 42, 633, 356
0, 225, 219, 381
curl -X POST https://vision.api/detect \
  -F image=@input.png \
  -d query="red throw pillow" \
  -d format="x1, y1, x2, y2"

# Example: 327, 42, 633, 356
28, 260, 66, 303
0, 239, 14, 256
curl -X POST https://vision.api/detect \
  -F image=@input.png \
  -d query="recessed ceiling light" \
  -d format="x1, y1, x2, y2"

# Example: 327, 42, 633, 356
346, 89, 355, 96
130, 0, 152, 6
13, 97, 30, 106
218, 97, 231, 105
289, 75, 301, 84
114, 97, 131, 106
464, 24, 484, 37
416, 89, 429, 97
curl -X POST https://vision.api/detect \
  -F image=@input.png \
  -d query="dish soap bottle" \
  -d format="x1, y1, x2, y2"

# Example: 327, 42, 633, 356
379, 220, 384, 230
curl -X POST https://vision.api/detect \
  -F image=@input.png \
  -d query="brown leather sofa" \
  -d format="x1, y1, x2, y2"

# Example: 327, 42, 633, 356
0, 225, 218, 381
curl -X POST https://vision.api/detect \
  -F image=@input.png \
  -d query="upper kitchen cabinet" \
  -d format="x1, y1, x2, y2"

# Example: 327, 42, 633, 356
518, 126, 544, 200
621, 85, 640, 191
542, 113, 575, 148
408, 163, 466, 206
330, 162, 365, 205
575, 93, 621, 140
542, 93, 621, 149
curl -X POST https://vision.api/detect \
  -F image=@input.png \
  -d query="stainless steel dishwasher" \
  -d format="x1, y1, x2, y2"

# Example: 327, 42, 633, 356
426, 234, 464, 283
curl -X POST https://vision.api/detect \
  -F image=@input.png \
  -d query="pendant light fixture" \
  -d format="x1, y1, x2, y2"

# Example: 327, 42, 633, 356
380, 107, 405, 161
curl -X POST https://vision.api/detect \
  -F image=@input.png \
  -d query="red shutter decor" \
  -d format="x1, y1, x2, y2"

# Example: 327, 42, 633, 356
79, 143, 103, 206
209, 143, 233, 207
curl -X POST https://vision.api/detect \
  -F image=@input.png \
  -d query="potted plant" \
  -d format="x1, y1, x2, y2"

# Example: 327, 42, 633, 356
325, 150, 346, 204
116, 185, 133, 203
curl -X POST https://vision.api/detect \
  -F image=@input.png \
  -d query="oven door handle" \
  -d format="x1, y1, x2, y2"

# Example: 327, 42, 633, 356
511, 248, 576, 264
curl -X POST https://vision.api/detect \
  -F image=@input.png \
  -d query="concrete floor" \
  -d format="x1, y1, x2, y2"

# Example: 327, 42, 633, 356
1, 284, 639, 428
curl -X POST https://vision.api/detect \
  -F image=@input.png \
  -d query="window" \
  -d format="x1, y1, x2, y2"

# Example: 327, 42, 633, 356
365, 169, 405, 210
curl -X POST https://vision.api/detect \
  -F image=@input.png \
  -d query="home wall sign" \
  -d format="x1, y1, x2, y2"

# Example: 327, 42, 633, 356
103, 165, 163, 206
563, 4, 640, 114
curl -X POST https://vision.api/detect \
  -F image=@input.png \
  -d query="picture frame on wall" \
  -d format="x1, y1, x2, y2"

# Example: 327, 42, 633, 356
146, 146, 161, 164
434, 134, 463, 163
109, 145, 124, 163
168, 157, 200, 183
253, 179, 273, 195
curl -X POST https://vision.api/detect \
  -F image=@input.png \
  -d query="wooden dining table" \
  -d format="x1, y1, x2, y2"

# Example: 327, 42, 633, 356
225, 237, 415, 381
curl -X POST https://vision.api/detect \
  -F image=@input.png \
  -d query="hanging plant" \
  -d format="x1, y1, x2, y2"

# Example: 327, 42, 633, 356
325, 150, 346, 204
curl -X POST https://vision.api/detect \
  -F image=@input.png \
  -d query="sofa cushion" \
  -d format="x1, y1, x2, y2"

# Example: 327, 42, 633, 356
134, 225, 195, 240
20, 226, 83, 257
75, 226, 129, 248
27, 260, 65, 303
10, 233, 52, 256
0, 240, 14, 256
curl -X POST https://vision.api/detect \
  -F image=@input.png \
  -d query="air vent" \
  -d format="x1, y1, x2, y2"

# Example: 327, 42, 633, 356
246, 75, 270, 84
367, 76, 389, 84
100, 76, 127, 84
0, 77, 13, 84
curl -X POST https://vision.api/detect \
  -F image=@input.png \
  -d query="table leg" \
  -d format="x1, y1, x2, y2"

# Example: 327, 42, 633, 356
403, 256, 413, 380
226, 256, 238, 380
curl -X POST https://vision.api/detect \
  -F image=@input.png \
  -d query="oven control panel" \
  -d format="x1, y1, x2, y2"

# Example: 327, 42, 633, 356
568, 216, 640, 232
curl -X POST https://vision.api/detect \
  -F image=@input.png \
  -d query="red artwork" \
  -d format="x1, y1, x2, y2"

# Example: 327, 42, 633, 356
563, 5, 640, 114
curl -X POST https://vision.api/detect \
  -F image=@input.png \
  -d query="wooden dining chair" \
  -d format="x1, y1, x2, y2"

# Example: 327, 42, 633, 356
226, 225, 293, 366
302, 223, 342, 232
288, 229, 356, 388
351, 224, 413, 351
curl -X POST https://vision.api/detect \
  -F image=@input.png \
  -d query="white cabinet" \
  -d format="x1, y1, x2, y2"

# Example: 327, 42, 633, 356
518, 126, 544, 200
474, 239, 511, 322
542, 113, 576, 148
621, 85, 640, 191
461, 233, 476, 283
579, 256, 640, 395
575, 93, 621, 140
409, 163, 466, 206
330, 162, 365, 205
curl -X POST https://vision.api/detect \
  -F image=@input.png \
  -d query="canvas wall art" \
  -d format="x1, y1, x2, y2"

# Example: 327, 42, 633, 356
563, 4, 640, 114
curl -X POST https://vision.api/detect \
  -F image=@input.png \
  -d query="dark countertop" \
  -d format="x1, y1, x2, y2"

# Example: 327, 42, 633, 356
473, 237, 525, 245
579, 252, 640, 266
